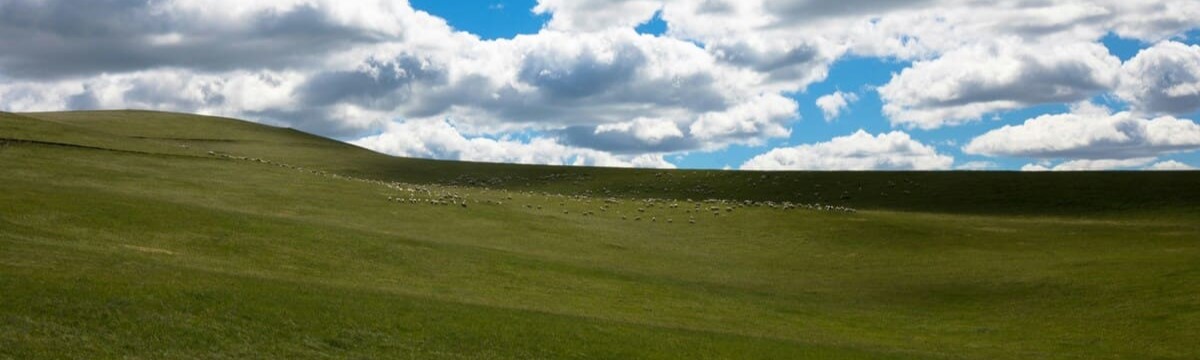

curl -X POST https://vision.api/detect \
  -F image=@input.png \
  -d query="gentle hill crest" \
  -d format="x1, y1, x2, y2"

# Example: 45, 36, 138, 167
7, 110, 1198, 216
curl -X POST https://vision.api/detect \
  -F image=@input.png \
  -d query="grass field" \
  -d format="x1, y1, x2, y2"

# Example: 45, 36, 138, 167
2, 110, 1198, 359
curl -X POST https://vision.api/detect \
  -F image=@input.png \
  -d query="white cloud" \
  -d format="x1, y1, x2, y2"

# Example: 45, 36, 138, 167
1021, 157, 1157, 171
594, 117, 683, 145
0, 0, 451, 78
815, 91, 858, 121
1117, 41, 1200, 115
878, 39, 1120, 129
955, 161, 997, 171
660, 1, 1200, 57
351, 119, 675, 168
688, 93, 798, 147
3, 0, 1200, 168
740, 130, 953, 171
658, 1, 1198, 130
534, 0, 662, 32
1, 18, 790, 149
1147, 160, 1197, 170
964, 103, 1200, 159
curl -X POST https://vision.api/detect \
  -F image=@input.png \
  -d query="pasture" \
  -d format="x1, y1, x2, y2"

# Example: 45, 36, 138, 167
2, 110, 1198, 359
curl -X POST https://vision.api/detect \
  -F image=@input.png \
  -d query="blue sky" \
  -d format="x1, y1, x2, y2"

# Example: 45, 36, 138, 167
409, 0, 547, 39
410, 1, 1200, 170
3, 0, 1200, 171
412, 0, 669, 38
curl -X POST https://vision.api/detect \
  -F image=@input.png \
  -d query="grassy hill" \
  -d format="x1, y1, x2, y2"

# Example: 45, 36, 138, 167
2, 110, 1198, 359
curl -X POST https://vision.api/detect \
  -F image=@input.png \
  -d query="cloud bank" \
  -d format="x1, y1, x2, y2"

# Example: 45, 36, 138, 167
1, 0, 1199, 169
741, 130, 953, 170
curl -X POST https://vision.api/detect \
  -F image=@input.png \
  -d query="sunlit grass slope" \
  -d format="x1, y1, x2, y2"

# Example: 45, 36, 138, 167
2, 110, 1198, 359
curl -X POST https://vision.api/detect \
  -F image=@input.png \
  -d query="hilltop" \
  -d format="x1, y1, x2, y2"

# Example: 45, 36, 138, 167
7, 110, 1200, 216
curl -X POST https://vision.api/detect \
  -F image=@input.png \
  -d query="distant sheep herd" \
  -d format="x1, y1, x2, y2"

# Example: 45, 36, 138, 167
207, 150, 858, 226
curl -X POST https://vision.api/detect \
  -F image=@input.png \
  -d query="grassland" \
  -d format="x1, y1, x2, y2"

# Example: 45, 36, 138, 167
2, 110, 1198, 359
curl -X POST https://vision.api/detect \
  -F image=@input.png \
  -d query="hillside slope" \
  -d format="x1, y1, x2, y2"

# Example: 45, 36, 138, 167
2, 110, 1198, 359
12, 110, 1200, 216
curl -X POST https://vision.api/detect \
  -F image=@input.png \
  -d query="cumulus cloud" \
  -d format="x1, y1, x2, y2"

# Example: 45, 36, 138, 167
657, 0, 1198, 129
688, 94, 799, 147
955, 161, 997, 171
0, 0, 445, 79
351, 119, 675, 168
878, 39, 1120, 129
0, 6, 790, 150
594, 117, 684, 145
1021, 158, 1157, 171
740, 130, 953, 170
815, 91, 858, 121
2, 0, 1200, 168
534, 0, 662, 32
1146, 160, 1197, 170
663, 1, 1199, 78
1117, 41, 1200, 115
964, 103, 1200, 159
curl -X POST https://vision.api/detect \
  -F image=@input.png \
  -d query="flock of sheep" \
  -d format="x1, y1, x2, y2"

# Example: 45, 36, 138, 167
208, 150, 859, 225
382, 185, 858, 227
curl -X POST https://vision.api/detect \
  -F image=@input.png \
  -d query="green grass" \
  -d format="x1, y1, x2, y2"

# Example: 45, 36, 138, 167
2, 110, 1198, 359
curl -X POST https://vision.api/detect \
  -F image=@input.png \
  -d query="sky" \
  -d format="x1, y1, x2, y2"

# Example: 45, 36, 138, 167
2, 1, 1200, 171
